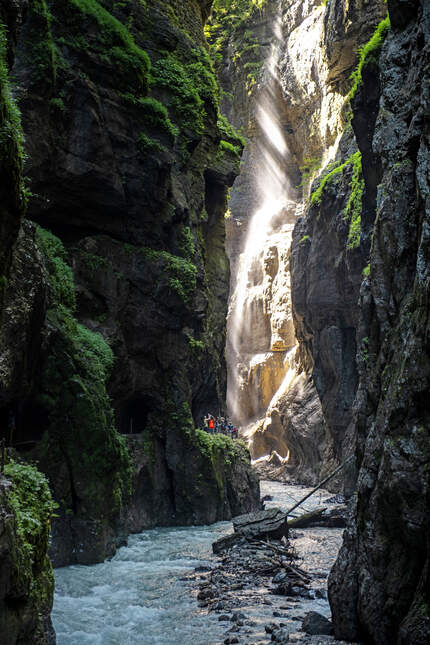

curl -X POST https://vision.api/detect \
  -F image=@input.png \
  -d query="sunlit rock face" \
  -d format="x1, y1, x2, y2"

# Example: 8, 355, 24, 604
219, 1, 328, 486
225, 8, 302, 436
219, 0, 387, 487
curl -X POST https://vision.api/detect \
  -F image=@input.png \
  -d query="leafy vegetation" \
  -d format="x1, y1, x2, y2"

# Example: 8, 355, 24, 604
195, 429, 248, 466
143, 247, 197, 303
206, 0, 268, 94
178, 226, 195, 261
218, 139, 242, 159
49, 97, 65, 111
217, 113, 246, 147
205, 0, 268, 56
310, 156, 353, 207
137, 132, 166, 154
57, 0, 150, 93
150, 47, 219, 139
345, 152, 364, 250
20, 0, 59, 83
349, 16, 390, 101
186, 331, 205, 353
139, 97, 179, 141
4, 461, 55, 583
36, 226, 76, 310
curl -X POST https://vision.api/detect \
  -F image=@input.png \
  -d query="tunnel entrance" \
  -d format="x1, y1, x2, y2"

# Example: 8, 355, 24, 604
119, 396, 154, 435
0, 400, 49, 451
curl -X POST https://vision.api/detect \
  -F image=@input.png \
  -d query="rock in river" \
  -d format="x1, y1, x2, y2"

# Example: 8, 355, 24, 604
233, 507, 289, 540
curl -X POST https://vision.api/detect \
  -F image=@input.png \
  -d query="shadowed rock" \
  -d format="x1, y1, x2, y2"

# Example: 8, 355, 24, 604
233, 507, 288, 540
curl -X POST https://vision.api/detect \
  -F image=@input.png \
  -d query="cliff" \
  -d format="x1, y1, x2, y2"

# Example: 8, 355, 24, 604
275, 0, 429, 641
209, 0, 386, 488
0, 0, 260, 573
0, 3, 54, 644
211, 1, 429, 639
328, 1, 430, 642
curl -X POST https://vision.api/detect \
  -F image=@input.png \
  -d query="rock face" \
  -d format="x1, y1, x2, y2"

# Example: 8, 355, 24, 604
0, 0, 28, 302
210, 0, 386, 488
0, 0, 260, 570
284, 0, 387, 483
328, 1, 430, 642
207, 0, 328, 484
0, 4, 54, 643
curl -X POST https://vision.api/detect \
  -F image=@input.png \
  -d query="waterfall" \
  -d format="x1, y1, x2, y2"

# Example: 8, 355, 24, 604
226, 9, 299, 449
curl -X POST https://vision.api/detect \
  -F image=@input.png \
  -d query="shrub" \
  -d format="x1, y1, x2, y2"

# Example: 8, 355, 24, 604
4, 461, 56, 571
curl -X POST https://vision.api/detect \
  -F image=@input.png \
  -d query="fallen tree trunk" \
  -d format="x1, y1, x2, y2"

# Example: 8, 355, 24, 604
287, 507, 327, 528
287, 506, 348, 529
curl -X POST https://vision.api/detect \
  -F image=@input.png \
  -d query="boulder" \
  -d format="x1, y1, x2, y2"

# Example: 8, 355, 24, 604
301, 611, 333, 636
232, 507, 289, 540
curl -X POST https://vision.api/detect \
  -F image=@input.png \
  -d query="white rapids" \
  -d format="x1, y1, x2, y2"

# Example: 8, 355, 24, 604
52, 481, 343, 644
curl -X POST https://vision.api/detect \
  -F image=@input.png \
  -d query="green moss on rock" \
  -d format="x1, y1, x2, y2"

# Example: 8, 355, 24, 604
3, 462, 55, 633
4, 462, 56, 581
36, 225, 76, 310
143, 247, 197, 303
344, 151, 364, 250
348, 15, 390, 101
53, 0, 151, 93
35, 227, 132, 520
310, 156, 353, 207
23, 0, 58, 83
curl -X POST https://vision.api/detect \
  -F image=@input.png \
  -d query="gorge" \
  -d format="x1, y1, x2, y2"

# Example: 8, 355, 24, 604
0, 0, 429, 644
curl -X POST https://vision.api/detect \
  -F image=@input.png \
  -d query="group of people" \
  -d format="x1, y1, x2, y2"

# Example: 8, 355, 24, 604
203, 414, 238, 439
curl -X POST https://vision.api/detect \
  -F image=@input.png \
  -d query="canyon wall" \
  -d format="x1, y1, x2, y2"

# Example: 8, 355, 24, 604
211, 0, 386, 487
218, 0, 430, 640
0, 3, 54, 643
0, 0, 259, 575
329, 1, 430, 642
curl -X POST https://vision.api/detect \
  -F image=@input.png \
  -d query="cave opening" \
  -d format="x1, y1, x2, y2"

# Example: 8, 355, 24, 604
119, 396, 155, 435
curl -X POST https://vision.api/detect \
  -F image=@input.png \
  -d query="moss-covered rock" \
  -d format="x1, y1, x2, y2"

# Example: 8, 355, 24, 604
29, 226, 133, 565
0, 0, 258, 570
0, 465, 55, 645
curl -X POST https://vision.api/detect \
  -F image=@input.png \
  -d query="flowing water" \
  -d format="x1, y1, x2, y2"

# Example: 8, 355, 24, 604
53, 481, 343, 644
226, 7, 299, 442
